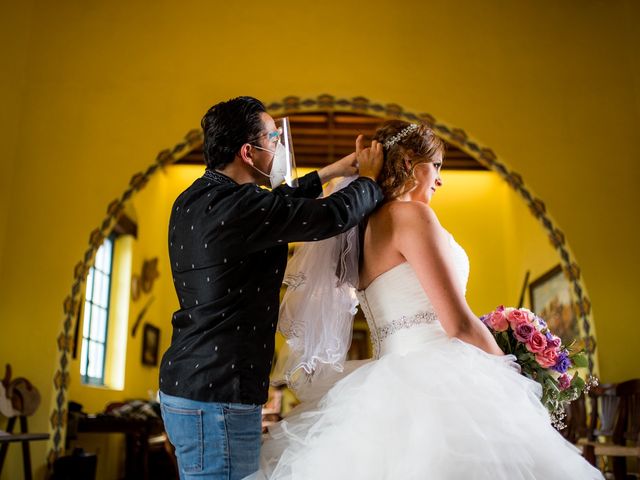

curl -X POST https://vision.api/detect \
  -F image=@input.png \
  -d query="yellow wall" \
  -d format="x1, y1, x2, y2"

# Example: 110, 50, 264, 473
0, 0, 35, 279
1, 0, 639, 477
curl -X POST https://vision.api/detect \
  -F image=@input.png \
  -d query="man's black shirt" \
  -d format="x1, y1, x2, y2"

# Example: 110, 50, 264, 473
159, 169, 383, 405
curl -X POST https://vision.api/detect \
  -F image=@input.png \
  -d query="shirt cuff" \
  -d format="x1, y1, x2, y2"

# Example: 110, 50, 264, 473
356, 176, 385, 203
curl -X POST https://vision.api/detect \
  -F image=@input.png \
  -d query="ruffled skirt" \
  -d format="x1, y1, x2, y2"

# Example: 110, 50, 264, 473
248, 332, 602, 479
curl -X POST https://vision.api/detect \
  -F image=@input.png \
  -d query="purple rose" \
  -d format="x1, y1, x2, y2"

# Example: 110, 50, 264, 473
558, 373, 571, 390
513, 322, 535, 343
552, 351, 571, 374
549, 337, 562, 350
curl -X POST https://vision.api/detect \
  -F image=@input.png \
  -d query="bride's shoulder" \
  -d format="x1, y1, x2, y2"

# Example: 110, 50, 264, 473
385, 201, 441, 228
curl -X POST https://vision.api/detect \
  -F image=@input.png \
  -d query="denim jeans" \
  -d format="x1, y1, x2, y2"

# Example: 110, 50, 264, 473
160, 391, 262, 480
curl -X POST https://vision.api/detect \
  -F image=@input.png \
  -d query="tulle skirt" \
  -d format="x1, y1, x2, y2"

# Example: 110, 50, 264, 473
248, 331, 602, 479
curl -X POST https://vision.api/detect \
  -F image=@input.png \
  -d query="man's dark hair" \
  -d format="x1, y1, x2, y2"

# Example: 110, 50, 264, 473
201, 96, 267, 170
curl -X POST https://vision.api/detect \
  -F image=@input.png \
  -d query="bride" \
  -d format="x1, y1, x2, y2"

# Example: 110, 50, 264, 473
248, 121, 603, 479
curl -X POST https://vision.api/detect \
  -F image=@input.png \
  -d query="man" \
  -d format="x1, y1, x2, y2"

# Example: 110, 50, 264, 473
159, 96, 383, 479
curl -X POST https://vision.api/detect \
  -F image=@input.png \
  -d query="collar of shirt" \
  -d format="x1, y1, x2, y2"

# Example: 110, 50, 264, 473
204, 169, 238, 186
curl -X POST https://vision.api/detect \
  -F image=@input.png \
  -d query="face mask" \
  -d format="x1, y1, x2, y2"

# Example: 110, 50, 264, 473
252, 142, 289, 188
249, 117, 298, 189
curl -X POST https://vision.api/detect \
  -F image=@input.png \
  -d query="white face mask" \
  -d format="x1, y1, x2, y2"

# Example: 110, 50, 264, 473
252, 142, 289, 188
249, 117, 298, 189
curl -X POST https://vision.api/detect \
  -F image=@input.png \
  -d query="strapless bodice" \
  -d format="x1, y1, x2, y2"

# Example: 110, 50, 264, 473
356, 233, 469, 357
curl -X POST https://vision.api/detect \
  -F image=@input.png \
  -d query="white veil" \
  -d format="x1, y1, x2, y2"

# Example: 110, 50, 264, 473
271, 176, 364, 400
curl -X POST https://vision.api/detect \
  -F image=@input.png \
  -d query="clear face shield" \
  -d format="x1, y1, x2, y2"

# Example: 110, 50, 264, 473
251, 117, 298, 189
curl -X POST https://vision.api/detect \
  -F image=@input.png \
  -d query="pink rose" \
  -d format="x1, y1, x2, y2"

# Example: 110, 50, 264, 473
526, 331, 547, 353
507, 309, 529, 327
487, 311, 509, 332
558, 373, 571, 390
513, 322, 535, 343
535, 348, 559, 368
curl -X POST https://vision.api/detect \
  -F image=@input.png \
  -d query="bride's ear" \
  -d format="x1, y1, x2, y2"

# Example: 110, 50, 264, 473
404, 157, 412, 174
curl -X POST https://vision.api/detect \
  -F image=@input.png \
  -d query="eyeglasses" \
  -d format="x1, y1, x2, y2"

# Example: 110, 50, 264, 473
249, 128, 282, 146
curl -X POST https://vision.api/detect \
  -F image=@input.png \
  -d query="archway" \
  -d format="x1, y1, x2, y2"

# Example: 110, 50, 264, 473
45, 94, 596, 463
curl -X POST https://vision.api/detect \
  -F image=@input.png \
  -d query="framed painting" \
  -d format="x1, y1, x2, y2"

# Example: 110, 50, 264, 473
529, 265, 579, 346
142, 323, 160, 366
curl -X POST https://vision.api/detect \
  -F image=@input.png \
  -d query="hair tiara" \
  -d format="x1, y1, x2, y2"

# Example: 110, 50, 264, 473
383, 123, 419, 150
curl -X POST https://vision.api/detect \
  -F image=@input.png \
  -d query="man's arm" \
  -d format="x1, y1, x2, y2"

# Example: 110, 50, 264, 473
235, 176, 384, 252
205, 135, 384, 254
272, 135, 382, 200
271, 171, 323, 199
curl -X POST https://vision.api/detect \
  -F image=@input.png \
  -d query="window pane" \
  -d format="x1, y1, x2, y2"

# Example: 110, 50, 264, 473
94, 343, 105, 380
92, 271, 103, 307
80, 338, 89, 377
98, 271, 110, 307
87, 342, 96, 378
94, 245, 104, 271
88, 341, 104, 380
91, 307, 107, 344
101, 239, 113, 275
85, 269, 94, 301
91, 271, 109, 309
82, 300, 91, 339
90, 304, 102, 339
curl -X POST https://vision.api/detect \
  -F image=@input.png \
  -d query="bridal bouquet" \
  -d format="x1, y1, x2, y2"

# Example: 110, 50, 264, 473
480, 305, 596, 429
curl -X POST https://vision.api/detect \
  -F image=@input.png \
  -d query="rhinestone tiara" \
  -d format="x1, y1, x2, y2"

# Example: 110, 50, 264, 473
383, 124, 419, 149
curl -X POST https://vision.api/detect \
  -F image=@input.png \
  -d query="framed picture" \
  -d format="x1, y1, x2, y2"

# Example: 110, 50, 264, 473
529, 265, 579, 346
142, 323, 160, 366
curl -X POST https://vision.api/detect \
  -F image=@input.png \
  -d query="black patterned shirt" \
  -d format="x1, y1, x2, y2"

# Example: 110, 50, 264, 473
159, 169, 383, 405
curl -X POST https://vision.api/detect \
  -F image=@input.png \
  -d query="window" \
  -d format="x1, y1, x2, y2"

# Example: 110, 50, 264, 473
80, 235, 115, 385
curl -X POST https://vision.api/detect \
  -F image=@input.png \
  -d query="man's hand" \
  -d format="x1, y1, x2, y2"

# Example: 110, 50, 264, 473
356, 135, 383, 181
317, 135, 383, 183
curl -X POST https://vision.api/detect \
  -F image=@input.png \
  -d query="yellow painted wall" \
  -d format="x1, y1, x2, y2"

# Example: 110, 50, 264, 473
1, 0, 639, 478
0, 0, 35, 279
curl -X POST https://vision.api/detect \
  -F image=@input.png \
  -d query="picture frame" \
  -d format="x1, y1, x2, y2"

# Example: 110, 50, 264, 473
141, 323, 160, 366
529, 265, 579, 346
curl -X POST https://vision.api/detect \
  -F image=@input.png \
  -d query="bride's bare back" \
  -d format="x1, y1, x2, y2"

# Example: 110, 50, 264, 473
360, 201, 450, 290
360, 200, 503, 356
359, 203, 406, 290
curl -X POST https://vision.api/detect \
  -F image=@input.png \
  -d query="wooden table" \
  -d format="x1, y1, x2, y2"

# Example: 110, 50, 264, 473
76, 414, 165, 480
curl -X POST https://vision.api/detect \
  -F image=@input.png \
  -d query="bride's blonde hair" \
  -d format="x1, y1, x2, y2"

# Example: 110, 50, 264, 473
373, 120, 445, 201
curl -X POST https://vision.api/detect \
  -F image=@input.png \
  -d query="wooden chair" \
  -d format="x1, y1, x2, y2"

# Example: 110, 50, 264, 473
562, 393, 589, 446
583, 379, 640, 479
583, 383, 618, 469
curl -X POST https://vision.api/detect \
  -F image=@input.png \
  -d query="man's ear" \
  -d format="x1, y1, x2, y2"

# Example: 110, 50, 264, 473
238, 143, 255, 166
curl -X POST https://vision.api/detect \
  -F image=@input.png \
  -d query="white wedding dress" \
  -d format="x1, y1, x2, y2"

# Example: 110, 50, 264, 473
250, 234, 603, 479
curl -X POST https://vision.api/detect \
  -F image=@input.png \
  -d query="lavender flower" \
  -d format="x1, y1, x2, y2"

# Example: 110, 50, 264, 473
552, 351, 571, 374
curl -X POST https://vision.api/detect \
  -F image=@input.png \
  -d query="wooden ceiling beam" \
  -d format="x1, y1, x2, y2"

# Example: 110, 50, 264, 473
173, 111, 486, 170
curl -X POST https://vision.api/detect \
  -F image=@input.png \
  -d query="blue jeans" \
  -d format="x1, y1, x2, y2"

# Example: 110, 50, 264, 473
160, 391, 262, 480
